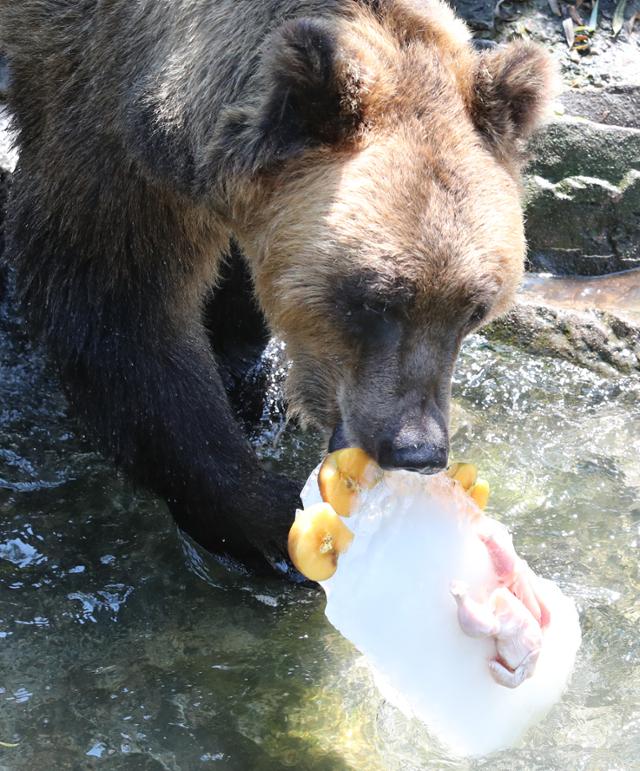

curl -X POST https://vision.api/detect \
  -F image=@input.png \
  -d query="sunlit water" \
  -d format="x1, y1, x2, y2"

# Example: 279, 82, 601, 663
0, 291, 639, 771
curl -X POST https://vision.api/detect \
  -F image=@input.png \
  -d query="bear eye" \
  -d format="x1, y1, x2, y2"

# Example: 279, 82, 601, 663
343, 297, 395, 320
468, 303, 489, 329
341, 297, 401, 344
362, 301, 387, 316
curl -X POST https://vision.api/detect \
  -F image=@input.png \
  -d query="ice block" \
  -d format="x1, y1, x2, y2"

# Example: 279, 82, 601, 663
298, 460, 581, 756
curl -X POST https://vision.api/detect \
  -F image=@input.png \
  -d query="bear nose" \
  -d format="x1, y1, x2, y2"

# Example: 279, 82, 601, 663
376, 439, 448, 474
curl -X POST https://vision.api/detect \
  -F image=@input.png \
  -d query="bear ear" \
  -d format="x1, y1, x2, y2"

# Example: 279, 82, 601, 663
471, 41, 557, 155
254, 18, 370, 166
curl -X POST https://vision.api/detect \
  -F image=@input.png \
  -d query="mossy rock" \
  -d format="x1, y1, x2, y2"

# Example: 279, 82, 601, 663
484, 302, 640, 376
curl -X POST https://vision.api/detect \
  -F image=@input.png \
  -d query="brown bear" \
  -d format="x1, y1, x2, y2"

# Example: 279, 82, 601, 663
0, 0, 554, 575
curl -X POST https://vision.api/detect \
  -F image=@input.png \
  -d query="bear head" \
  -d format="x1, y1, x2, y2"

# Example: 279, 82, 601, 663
228, 0, 556, 472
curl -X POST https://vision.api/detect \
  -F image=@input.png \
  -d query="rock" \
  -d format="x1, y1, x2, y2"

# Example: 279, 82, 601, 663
452, 0, 496, 32
463, 0, 640, 277
485, 303, 640, 375
524, 170, 640, 275
493, 0, 640, 93
560, 85, 640, 131
483, 272, 640, 375
523, 106, 640, 277
528, 117, 640, 186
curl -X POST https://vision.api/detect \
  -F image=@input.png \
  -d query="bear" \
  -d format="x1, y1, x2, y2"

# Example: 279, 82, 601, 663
0, 0, 554, 575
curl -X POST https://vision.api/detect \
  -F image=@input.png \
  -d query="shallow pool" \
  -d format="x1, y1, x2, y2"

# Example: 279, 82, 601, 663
0, 292, 638, 770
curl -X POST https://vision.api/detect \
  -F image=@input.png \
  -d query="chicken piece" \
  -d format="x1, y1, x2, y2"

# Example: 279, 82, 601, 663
451, 519, 549, 689
451, 582, 542, 688
478, 518, 551, 629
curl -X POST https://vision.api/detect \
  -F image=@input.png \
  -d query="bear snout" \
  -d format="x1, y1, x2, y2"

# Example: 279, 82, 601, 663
374, 416, 449, 474
330, 404, 449, 475
375, 437, 449, 474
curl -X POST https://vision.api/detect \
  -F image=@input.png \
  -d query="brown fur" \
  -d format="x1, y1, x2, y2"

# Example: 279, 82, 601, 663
0, 0, 555, 570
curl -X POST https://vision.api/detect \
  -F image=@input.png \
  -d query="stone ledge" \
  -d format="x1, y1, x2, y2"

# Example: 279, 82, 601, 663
528, 115, 640, 186
524, 170, 640, 275
559, 85, 640, 130
484, 301, 640, 376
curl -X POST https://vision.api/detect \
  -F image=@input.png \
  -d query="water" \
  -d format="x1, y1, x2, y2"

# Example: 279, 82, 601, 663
0, 291, 639, 770
521, 270, 640, 324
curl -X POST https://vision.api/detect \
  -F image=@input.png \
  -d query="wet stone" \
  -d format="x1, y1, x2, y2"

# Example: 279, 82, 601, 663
520, 270, 640, 321
484, 301, 640, 376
